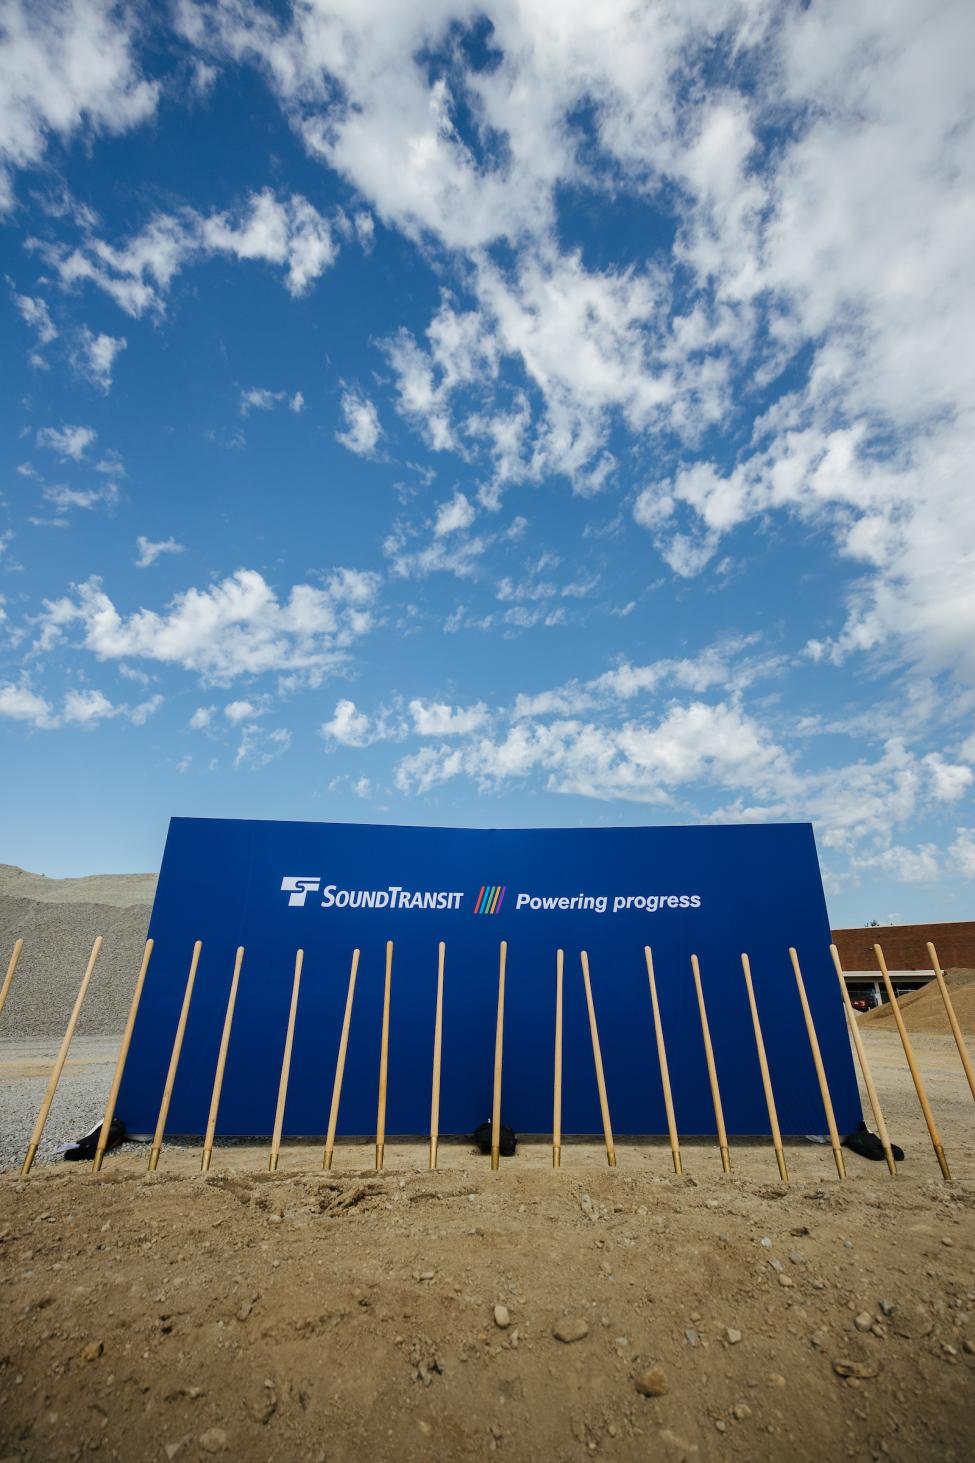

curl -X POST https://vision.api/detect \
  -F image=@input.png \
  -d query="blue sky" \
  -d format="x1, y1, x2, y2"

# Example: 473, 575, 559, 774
1, 0, 974, 925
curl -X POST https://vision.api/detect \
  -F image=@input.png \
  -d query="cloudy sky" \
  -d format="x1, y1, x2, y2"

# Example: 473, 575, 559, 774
1, 0, 973, 921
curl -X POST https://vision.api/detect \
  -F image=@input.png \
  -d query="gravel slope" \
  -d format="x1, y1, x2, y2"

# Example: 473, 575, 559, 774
0, 864, 154, 1038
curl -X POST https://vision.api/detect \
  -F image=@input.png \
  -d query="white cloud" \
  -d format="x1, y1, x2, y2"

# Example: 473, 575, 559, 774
37, 189, 339, 317
135, 535, 185, 568
36, 423, 95, 460
433, 491, 475, 538
233, 724, 291, 770
224, 698, 265, 724
394, 699, 796, 803
336, 389, 382, 457
409, 699, 488, 737
923, 754, 974, 804
0, 681, 55, 728
289, 391, 304, 413
62, 687, 161, 726
38, 566, 381, 684
321, 698, 379, 748
77, 326, 125, 391
0, 0, 158, 211
14, 291, 57, 363
948, 829, 975, 880
189, 706, 215, 730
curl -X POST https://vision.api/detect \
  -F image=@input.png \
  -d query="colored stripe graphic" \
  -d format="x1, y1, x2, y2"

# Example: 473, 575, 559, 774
474, 884, 506, 913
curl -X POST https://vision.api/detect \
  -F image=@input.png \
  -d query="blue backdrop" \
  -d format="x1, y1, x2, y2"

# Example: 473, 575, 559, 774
117, 817, 861, 1139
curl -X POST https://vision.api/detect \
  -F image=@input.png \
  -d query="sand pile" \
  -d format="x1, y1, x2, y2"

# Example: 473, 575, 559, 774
0, 864, 155, 1038
858, 969, 975, 1034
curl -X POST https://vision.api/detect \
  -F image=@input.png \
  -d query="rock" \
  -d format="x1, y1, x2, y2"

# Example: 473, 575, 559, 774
770, 1373, 786, 1388
247, 1381, 277, 1425
684, 1328, 699, 1348
715, 1420, 727, 1434
416, 1271, 435, 1282
810, 1329, 828, 1349
963, 1339, 975, 1356
832, 1360, 880, 1380
552, 1317, 589, 1344
760, 1237, 773, 1249
164, 1444, 184, 1461
658, 1427, 698, 1455
732, 1403, 752, 1420
634, 1367, 668, 1397
198, 1428, 227, 1453
789, 1252, 807, 1265
494, 1304, 511, 1329
770, 1258, 783, 1272
725, 1327, 742, 1345
854, 1312, 873, 1333
236, 1300, 252, 1322
81, 1341, 103, 1362
878, 1299, 895, 1317
777, 1274, 794, 1288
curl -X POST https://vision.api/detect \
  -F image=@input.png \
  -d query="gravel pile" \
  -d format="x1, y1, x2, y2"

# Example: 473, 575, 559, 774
0, 864, 155, 1038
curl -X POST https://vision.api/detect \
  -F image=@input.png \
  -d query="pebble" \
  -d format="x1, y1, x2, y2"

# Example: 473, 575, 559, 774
769, 1373, 786, 1388
942, 1237, 953, 1247
714, 1420, 727, 1434
81, 1341, 103, 1362
732, 1403, 752, 1420
760, 1237, 773, 1249
878, 1299, 895, 1317
552, 1318, 589, 1344
810, 1329, 828, 1349
493, 1304, 511, 1329
634, 1367, 668, 1397
833, 1360, 880, 1380
198, 1429, 227, 1454
854, 1312, 873, 1333
777, 1274, 793, 1288
726, 1328, 742, 1345
684, 1328, 699, 1348
789, 1252, 806, 1265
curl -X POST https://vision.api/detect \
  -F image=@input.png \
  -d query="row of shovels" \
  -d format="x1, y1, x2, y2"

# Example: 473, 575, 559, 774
2, 934, 972, 1179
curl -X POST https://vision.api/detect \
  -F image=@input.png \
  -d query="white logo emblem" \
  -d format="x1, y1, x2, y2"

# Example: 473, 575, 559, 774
281, 876, 321, 907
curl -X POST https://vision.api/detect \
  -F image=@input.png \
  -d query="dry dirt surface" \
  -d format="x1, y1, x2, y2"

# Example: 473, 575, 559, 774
2, 1028, 974, 1463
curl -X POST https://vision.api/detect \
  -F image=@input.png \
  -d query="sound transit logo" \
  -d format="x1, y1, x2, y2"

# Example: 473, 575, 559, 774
473, 884, 506, 915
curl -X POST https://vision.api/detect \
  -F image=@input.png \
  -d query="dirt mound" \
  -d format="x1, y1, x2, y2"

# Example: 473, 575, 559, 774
1, 1156, 973, 1463
0, 866, 155, 1038
858, 972, 975, 1034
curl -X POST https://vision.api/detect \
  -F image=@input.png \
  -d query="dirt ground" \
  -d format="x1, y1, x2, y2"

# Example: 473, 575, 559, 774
1, 1029, 973, 1463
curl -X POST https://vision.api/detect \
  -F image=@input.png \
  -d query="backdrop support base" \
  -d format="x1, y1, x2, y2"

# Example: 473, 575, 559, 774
607, 1150, 617, 1167
428, 1138, 438, 1170
774, 1147, 789, 1183
268, 1153, 279, 1173
935, 1144, 951, 1181
552, 1145, 561, 1168
491, 1149, 500, 1170
672, 1150, 683, 1175
375, 1142, 384, 1172
719, 1145, 731, 1173
21, 1142, 38, 1176
148, 1147, 160, 1172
